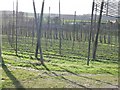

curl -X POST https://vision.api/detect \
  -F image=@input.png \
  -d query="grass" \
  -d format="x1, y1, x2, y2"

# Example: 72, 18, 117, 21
2, 53, 118, 75
1, 61, 118, 88
1, 65, 118, 88
1, 51, 118, 88
1, 35, 119, 88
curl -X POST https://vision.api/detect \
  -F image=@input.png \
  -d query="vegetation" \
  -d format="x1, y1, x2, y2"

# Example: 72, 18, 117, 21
1, 50, 118, 88
1, 0, 119, 88
1, 33, 118, 88
1, 64, 118, 88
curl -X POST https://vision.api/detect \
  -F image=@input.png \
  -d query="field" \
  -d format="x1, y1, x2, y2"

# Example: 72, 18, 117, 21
0, 0, 120, 88
1, 34, 119, 88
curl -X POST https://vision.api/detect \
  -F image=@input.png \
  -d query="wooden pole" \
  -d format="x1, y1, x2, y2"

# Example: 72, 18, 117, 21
87, 0, 95, 65
72, 11, 76, 51
92, 0, 104, 60
16, 0, 18, 56
59, 0, 62, 55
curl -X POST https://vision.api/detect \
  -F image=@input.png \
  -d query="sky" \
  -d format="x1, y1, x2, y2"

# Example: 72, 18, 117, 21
0, 0, 93, 15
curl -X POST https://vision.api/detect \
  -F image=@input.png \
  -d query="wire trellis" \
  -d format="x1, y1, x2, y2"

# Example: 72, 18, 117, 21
95, 0, 119, 18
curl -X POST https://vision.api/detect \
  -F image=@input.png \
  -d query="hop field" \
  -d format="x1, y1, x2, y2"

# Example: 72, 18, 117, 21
1, 34, 119, 88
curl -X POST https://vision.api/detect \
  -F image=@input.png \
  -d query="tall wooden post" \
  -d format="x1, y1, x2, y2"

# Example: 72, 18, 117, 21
0, 12, 2, 62
72, 11, 76, 51
87, 0, 95, 65
16, 0, 18, 56
92, 0, 104, 60
33, 0, 45, 64
118, 1, 120, 87
59, 0, 62, 55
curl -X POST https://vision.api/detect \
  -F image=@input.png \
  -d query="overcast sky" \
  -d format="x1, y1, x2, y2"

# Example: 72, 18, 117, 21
0, 0, 94, 15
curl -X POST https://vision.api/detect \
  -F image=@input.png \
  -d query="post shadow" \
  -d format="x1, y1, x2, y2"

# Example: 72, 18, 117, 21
30, 59, 50, 72
60, 67, 118, 87
2, 58, 25, 89
50, 71, 88, 88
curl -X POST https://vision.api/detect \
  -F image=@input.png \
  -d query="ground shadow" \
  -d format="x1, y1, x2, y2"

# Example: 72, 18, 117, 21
92, 59, 118, 64
2, 58, 25, 89
31, 61, 88, 88
3, 52, 35, 60
60, 66, 118, 87
42, 64, 50, 71
51, 71, 89, 88
30, 59, 50, 71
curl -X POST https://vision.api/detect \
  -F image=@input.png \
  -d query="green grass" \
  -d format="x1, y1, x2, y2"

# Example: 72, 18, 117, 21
1, 34, 119, 88
1, 60, 118, 88
2, 52, 118, 75
2, 34, 118, 75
